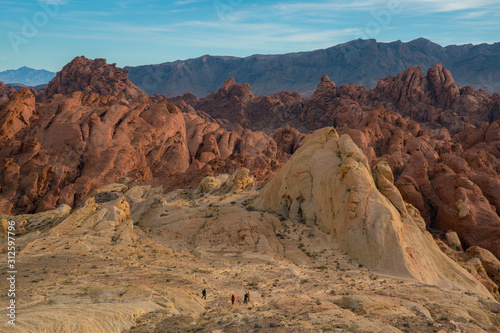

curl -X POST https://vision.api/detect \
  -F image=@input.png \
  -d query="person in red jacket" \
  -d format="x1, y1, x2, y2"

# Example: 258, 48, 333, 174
231, 294, 235, 305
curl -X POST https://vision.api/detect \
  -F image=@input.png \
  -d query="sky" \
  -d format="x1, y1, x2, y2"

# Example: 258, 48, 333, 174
1, 0, 500, 72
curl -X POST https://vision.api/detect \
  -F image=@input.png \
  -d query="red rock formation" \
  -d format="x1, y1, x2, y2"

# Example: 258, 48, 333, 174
184, 77, 302, 130
2, 58, 500, 262
0, 60, 288, 214
39, 56, 147, 101
179, 63, 498, 137
0, 81, 17, 105
273, 125, 307, 155
339, 106, 500, 259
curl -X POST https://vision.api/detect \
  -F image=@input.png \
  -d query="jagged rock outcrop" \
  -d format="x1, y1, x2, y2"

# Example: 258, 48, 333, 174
340, 105, 500, 260
0, 81, 17, 105
177, 62, 499, 135
255, 127, 489, 295
190, 77, 303, 130
40, 56, 147, 101
0, 61, 287, 214
375, 63, 498, 132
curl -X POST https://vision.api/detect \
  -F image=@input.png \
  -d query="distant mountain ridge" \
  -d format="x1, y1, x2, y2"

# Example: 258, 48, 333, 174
0, 66, 55, 86
125, 38, 500, 97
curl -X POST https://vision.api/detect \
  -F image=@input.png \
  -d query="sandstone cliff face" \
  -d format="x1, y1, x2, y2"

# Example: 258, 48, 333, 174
255, 127, 489, 295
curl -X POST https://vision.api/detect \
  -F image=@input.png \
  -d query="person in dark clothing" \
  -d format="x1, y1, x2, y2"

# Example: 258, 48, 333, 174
243, 292, 248, 304
202, 288, 207, 300
231, 294, 235, 304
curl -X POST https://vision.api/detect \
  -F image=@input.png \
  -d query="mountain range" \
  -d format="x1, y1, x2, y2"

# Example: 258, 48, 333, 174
0, 66, 55, 86
3, 39, 500, 97
125, 38, 500, 97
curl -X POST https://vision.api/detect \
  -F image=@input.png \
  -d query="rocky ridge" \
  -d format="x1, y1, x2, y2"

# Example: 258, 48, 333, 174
125, 38, 500, 97
180, 63, 499, 132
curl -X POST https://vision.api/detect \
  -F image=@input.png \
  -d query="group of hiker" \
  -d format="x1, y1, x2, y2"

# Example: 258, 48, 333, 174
202, 288, 250, 304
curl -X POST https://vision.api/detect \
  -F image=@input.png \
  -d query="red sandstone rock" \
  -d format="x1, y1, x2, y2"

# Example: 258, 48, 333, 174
0, 81, 17, 105
0, 89, 35, 142
39, 56, 147, 101
1, 58, 500, 263
273, 125, 306, 155
0, 82, 285, 214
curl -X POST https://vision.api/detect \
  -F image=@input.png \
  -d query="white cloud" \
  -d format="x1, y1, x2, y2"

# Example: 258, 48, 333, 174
456, 10, 489, 19
38, 0, 70, 4
272, 0, 500, 16
405, 0, 500, 13
174, 0, 207, 5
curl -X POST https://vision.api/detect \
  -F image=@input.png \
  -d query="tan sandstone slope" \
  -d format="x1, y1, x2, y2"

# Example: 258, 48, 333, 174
255, 127, 490, 295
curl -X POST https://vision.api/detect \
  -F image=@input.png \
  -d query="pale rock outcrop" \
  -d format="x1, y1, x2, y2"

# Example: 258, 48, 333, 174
372, 161, 407, 216
196, 176, 221, 194
256, 127, 490, 295
218, 168, 254, 194
467, 246, 500, 286
445, 230, 463, 251
21, 194, 136, 258
3, 179, 500, 332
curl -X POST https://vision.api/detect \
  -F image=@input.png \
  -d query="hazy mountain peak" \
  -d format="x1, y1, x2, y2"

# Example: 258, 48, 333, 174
125, 38, 500, 97
0, 66, 55, 86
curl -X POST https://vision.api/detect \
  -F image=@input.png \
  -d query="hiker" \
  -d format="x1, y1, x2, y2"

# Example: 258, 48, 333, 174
231, 294, 235, 305
202, 288, 206, 300
243, 292, 248, 304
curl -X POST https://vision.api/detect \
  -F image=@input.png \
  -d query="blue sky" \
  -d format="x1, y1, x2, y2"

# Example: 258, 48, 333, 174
1, 0, 499, 71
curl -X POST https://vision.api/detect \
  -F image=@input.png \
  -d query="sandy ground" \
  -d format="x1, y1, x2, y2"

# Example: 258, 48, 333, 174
0, 183, 499, 332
